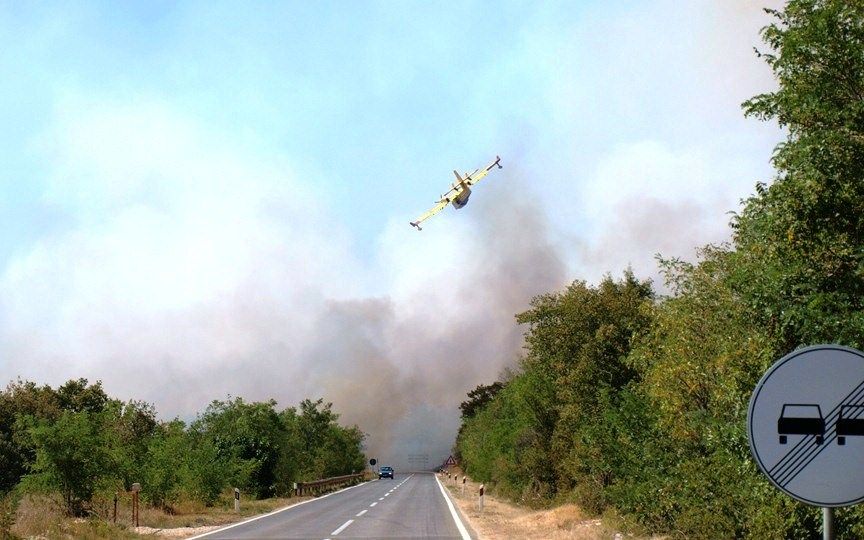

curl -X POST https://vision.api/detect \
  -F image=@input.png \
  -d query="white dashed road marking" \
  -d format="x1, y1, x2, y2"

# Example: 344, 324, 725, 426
331, 519, 353, 536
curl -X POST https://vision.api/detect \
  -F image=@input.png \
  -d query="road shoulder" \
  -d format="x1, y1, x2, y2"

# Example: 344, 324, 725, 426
439, 471, 610, 540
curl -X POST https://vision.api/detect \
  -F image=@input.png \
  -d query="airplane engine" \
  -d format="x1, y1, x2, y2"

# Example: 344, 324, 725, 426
453, 186, 471, 209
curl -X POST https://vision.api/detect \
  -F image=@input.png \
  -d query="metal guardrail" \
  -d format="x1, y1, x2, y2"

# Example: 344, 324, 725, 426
295, 473, 364, 496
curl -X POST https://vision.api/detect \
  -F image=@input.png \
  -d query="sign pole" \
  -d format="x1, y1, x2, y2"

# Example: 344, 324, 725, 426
748, 345, 864, 538
823, 507, 834, 540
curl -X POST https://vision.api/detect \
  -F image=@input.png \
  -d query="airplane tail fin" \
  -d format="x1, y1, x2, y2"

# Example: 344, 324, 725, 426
496, 155, 502, 169
410, 221, 422, 231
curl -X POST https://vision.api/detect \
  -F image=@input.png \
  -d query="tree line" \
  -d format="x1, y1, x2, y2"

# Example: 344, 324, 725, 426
455, 1, 864, 538
0, 378, 365, 516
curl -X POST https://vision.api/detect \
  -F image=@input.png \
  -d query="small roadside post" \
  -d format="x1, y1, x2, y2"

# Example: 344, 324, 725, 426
462, 476, 466, 496
131, 483, 141, 528
478, 484, 485, 512
113, 492, 118, 524
748, 345, 864, 540
234, 488, 240, 513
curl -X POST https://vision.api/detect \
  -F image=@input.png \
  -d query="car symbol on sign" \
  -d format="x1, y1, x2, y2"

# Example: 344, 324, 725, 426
778, 404, 824, 445
836, 404, 864, 445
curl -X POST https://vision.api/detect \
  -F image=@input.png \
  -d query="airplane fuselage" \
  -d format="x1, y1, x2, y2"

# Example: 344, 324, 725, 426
453, 185, 471, 209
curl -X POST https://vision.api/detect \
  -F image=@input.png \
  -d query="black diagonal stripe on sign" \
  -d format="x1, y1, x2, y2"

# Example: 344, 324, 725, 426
772, 386, 864, 484
777, 394, 864, 487
767, 432, 812, 476
769, 380, 864, 478
778, 431, 840, 487
774, 389, 864, 484
779, 398, 864, 488
768, 378, 864, 479
768, 379, 864, 477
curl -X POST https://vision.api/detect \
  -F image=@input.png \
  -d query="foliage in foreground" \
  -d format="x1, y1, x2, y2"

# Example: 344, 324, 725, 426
457, 1, 864, 537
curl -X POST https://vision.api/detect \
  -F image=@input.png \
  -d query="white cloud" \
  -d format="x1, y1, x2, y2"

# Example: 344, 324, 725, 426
1, 97, 352, 388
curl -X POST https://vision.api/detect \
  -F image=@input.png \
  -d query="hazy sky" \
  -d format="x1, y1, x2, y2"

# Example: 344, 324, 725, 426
0, 1, 783, 468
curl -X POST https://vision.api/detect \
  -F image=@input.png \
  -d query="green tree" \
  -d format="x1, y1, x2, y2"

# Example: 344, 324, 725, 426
735, 0, 864, 351
26, 410, 117, 516
620, 250, 796, 537
459, 382, 506, 420
56, 379, 109, 414
192, 398, 286, 498
295, 399, 365, 480
140, 419, 187, 509
457, 272, 654, 507
110, 400, 159, 491
517, 271, 654, 506
456, 367, 557, 503
0, 380, 61, 494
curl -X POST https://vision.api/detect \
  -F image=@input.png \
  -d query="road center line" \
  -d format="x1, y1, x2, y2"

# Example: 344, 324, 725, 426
356, 509, 367, 517
370, 502, 377, 507
331, 519, 354, 536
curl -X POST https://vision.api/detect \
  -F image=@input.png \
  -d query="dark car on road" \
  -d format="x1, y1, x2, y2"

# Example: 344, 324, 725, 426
379, 466, 394, 479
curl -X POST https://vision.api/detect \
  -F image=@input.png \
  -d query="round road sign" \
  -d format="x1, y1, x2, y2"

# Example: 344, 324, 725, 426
369, 458, 377, 466
748, 344, 864, 507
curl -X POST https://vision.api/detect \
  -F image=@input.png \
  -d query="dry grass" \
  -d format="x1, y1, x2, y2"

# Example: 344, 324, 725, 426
7, 476, 372, 539
440, 469, 656, 540
9, 491, 310, 539
129, 494, 301, 530
12, 494, 143, 539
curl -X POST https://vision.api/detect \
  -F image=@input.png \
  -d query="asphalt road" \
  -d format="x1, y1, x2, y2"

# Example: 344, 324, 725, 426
191, 472, 473, 540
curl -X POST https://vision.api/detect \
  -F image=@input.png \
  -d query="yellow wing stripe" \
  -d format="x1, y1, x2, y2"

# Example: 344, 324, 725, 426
411, 198, 450, 227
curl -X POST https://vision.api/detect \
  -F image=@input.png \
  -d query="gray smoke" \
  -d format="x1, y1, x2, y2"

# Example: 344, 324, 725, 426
0, 115, 569, 470
286, 181, 570, 467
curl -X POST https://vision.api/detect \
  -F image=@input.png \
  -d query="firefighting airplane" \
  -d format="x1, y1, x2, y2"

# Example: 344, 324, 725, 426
409, 155, 502, 230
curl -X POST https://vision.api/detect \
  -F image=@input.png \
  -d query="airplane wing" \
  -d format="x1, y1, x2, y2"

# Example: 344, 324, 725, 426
410, 198, 450, 230
409, 156, 500, 230
465, 156, 502, 186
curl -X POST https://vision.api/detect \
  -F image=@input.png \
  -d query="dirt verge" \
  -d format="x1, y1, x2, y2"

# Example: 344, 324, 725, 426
439, 470, 625, 540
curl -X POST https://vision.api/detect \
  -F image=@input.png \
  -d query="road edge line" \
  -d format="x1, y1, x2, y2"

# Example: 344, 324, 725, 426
434, 473, 472, 540
186, 480, 371, 539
